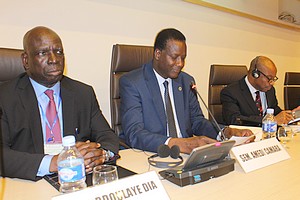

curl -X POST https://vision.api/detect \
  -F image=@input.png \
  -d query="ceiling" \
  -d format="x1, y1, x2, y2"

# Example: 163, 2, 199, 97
278, 0, 300, 25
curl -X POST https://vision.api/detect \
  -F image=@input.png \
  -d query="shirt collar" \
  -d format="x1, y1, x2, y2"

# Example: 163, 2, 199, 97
29, 78, 61, 98
153, 68, 171, 86
245, 76, 258, 95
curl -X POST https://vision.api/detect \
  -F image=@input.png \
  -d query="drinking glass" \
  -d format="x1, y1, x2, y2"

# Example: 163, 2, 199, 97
284, 125, 296, 137
277, 127, 291, 148
92, 165, 118, 186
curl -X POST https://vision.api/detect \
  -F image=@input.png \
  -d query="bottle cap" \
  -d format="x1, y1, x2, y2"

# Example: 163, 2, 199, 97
266, 108, 274, 114
62, 135, 76, 146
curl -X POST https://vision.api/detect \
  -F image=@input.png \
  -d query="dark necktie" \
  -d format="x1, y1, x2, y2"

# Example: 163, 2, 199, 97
45, 89, 62, 144
255, 91, 263, 116
163, 81, 177, 138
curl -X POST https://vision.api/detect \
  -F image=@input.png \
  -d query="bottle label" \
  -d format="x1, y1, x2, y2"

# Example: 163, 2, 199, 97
262, 122, 277, 133
58, 161, 85, 183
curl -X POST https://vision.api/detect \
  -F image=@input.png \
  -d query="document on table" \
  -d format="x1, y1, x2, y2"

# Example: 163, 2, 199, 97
288, 117, 300, 125
229, 125, 263, 143
230, 135, 255, 146
288, 110, 300, 125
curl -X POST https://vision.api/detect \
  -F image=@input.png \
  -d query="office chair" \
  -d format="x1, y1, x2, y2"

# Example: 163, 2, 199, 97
110, 44, 153, 148
208, 64, 248, 124
0, 47, 24, 85
284, 72, 300, 110
0, 47, 24, 177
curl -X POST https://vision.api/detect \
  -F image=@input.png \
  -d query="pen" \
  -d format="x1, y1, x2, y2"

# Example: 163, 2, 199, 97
75, 127, 79, 139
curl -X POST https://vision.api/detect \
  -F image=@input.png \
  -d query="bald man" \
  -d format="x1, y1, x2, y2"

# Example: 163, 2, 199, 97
221, 56, 293, 126
0, 26, 119, 181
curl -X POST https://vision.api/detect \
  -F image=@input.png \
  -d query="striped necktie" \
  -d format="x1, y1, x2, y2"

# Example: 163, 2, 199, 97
255, 91, 263, 116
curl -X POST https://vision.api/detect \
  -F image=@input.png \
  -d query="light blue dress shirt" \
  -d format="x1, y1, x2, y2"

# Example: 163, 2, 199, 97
29, 78, 63, 176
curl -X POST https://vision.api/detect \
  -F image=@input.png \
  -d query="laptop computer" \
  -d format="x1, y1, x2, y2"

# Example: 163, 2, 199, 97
159, 140, 236, 187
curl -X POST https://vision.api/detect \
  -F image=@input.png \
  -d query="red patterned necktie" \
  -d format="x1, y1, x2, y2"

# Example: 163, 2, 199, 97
45, 89, 62, 144
255, 91, 263, 116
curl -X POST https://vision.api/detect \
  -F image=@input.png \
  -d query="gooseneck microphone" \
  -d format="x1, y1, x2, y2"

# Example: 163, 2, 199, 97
190, 82, 227, 140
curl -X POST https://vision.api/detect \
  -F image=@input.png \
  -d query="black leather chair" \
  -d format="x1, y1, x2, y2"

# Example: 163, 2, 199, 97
208, 64, 248, 124
0, 48, 24, 175
0, 47, 24, 85
284, 72, 300, 110
110, 44, 153, 148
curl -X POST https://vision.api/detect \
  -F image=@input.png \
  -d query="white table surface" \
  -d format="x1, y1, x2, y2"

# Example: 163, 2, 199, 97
1, 132, 300, 200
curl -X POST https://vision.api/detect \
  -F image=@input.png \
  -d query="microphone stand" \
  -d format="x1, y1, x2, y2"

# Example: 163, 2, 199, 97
190, 82, 227, 141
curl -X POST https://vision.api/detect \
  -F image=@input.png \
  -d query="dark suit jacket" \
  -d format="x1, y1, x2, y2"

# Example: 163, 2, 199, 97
120, 62, 218, 153
0, 73, 119, 181
221, 77, 282, 126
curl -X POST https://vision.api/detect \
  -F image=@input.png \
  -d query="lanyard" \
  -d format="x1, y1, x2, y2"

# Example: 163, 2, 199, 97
39, 95, 62, 143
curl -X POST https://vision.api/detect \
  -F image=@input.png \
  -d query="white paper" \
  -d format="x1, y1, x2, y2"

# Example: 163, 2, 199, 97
229, 135, 255, 146
229, 125, 263, 141
288, 117, 300, 125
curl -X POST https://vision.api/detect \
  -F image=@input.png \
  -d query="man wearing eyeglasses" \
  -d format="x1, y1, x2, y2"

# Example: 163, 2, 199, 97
221, 56, 294, 126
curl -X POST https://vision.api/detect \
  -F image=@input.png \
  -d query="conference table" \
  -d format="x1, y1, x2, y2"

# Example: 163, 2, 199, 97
1, 129, 300, 200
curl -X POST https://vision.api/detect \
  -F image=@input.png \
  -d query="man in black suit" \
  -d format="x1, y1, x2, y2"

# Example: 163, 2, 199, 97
221, 56, 293, 126
0, 26, 119, 181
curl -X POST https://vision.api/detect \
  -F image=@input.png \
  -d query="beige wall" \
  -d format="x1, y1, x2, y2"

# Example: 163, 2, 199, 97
1, 0, 299, 124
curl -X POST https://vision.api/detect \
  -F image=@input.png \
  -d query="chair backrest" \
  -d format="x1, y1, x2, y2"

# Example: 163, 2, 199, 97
0, 47, 25, 85
110, 44, 153, 137
284, 72, 300, 110
209, 64, 248, 124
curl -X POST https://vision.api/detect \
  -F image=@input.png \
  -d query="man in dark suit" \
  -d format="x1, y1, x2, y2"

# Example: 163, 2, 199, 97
0, 26, 119, 181
120, 28, 253, 154
221, 56, 293, 126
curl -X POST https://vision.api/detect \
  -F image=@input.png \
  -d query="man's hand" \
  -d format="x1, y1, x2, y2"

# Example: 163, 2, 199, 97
275, 111, 293, 125
292, 106, 300, 112
168, 136, 217, 154
224, 128, 255, 143
76, 141, 106, 173
49, 155, 59, 173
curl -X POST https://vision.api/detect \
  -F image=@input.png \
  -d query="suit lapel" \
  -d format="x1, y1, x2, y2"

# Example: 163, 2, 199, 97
172, 77, 185, 136
265, 89, 274, 108
60, 77, 75, 136
144, 63, 167, 131
240, 79, 260, 114
18, 75, 44, 153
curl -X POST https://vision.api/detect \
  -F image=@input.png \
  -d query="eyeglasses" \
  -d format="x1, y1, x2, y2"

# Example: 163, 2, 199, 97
257, 69, 278, 83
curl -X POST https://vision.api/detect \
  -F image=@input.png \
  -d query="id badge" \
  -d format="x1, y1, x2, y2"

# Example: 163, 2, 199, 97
44, 143, 63, 155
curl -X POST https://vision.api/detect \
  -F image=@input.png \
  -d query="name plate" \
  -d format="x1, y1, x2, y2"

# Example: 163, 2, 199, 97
231, 137, 290, 173
52, 171, 170, 200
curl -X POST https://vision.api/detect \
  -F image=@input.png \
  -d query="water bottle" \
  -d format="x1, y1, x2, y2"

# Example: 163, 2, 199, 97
262, 108, 277, 139
57, 135, 87, 193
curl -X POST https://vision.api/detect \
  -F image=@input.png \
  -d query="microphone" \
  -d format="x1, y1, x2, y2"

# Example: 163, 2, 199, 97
190, 82, 227, 140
